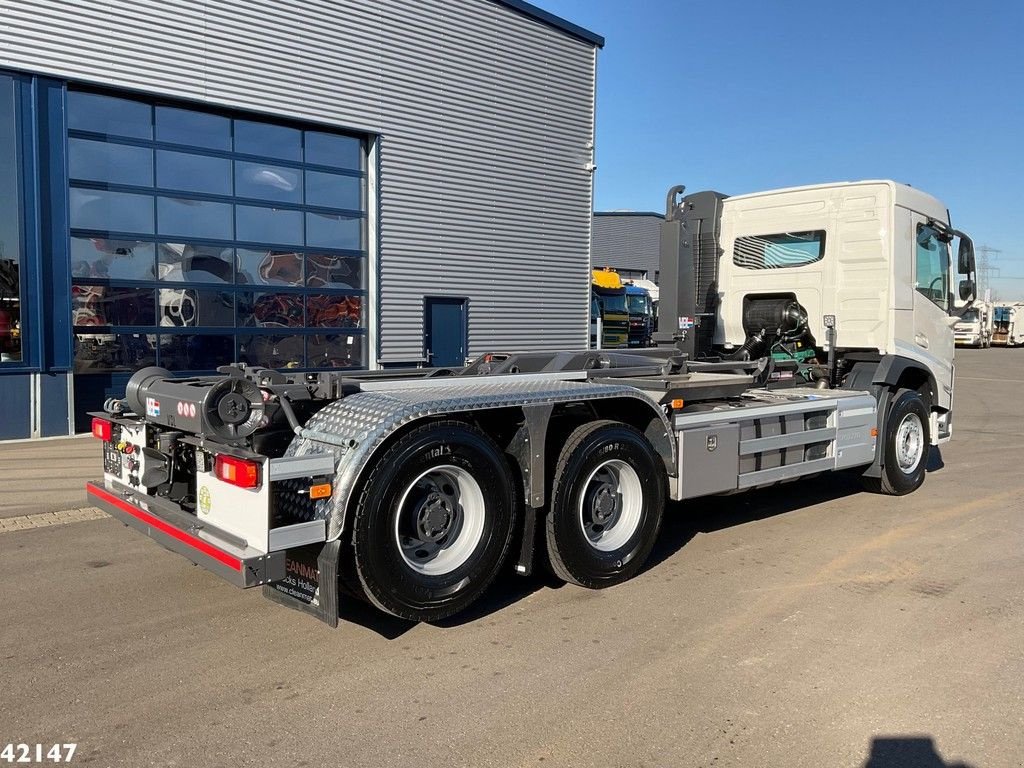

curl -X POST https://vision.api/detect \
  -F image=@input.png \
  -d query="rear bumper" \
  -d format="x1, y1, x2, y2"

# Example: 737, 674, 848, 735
86, 481, 285, 588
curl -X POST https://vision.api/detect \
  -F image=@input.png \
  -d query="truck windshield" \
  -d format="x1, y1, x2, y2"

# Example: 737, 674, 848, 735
627, 295, 649, 315
601, 294, 627, 314
995, 307, 1011, 322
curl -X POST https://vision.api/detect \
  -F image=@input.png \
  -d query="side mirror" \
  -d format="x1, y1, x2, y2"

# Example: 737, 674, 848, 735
959, 278, 976, 302
957, 235, 975, 275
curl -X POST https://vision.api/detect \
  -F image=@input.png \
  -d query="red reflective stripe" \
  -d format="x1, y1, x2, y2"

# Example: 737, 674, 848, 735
87, 483, 242, 572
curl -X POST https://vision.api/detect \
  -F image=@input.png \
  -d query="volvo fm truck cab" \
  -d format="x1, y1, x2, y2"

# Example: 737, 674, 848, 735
656, 180, 975, 453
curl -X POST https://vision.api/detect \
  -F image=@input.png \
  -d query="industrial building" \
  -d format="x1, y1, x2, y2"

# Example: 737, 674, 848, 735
592, 211, 664, 282
0, 0, 602, 439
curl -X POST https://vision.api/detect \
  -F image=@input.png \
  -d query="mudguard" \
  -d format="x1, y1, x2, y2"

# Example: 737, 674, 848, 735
280, 379, 675, 541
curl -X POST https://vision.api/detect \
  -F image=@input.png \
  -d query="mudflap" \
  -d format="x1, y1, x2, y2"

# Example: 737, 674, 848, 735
862, 386, 893, 479
262, 540, 341, 627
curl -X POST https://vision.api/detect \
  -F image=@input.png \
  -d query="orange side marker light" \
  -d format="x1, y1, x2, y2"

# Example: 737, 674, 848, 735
309, 483, 332, 500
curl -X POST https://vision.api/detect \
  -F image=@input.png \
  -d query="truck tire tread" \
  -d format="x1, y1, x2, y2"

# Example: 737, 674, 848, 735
862, 388, 930, 496
350, 419, 517, 622
545, 420, 665, 588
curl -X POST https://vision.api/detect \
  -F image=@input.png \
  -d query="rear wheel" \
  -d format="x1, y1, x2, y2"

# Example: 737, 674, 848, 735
350, 421, 517, 621
545, 421, 666, 588
861, 388, 930, 495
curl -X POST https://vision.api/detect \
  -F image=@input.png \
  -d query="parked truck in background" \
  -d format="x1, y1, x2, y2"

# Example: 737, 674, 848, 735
87, 179, 975, 626
591, 268, 629, 348
954, 302, 992, 348
991, 302, 1024, 347
627, 277, 660, 332
625, 283, 654, 347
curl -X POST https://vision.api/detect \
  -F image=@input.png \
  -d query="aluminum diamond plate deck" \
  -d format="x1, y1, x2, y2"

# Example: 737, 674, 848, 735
282, 379, 669, 540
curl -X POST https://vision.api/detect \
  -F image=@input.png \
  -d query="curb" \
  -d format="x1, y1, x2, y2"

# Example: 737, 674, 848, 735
0, 507, 106, 533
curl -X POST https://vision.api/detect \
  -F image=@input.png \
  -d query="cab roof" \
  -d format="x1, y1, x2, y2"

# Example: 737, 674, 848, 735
725, 180, 949, 221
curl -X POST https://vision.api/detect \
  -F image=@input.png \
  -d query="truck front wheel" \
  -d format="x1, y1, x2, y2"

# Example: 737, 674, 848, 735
862, 388, 930, 496
545, 421, 666, 588
350, 421, 517, 621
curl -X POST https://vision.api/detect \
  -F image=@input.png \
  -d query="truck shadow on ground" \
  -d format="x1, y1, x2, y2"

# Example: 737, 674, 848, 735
644, 469, 863, 573
862, 736, 974, 767
339, 559, 566, 638
342, 448, 945, 637
648, 446, 943, 573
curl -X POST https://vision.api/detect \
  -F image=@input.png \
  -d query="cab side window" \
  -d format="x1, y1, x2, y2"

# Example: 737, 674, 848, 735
915, 224, 949, 311
733, 230, 825, 270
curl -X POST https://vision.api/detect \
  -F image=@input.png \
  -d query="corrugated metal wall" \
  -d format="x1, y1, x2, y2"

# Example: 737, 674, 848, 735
0, 0, 596, 364
592, 213, 663, 278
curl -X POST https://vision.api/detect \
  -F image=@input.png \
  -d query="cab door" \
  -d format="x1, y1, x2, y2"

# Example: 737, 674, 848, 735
911, 216, 954, 399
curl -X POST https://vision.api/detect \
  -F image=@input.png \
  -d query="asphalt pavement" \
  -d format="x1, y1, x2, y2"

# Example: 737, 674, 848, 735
1, 348, 1022, 767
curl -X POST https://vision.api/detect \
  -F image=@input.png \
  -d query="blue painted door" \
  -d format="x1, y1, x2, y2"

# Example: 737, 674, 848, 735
424, 297, 467, 368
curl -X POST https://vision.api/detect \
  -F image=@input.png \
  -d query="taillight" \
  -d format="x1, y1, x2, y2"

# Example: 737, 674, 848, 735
214, 455, 260, 489
91, 417, 112, 442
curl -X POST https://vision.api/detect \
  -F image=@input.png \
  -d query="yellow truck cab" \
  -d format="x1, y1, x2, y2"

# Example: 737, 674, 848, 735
591, 267, 628, 348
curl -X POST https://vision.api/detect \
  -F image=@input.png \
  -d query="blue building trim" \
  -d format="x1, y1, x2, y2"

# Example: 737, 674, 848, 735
38, 77, 72, 371
0, 72, 39, 374
493, 0, 604, 48
21, 75, 43, 372
374, 135, 384, 368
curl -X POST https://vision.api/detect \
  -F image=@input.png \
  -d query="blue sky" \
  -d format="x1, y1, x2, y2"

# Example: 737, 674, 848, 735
536, 0, 1024, 298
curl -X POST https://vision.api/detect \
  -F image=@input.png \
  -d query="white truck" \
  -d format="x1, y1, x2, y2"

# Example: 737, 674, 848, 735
954, 301, 992, 348
87, 180, 976, 626
991, 302, 1024, 347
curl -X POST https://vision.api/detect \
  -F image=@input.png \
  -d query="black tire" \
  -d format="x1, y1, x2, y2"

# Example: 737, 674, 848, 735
545, 420, 666, 588
350, 420, 517, 621
861, 388, 930, 496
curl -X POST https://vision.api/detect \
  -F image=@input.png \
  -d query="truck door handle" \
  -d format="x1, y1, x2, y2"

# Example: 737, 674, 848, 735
915, 332, 929, 349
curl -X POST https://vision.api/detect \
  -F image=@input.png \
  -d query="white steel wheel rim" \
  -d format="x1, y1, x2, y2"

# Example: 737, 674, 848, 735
394, 465, 486, 576
895, 412, 925, 473
578, 459, 644, 552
